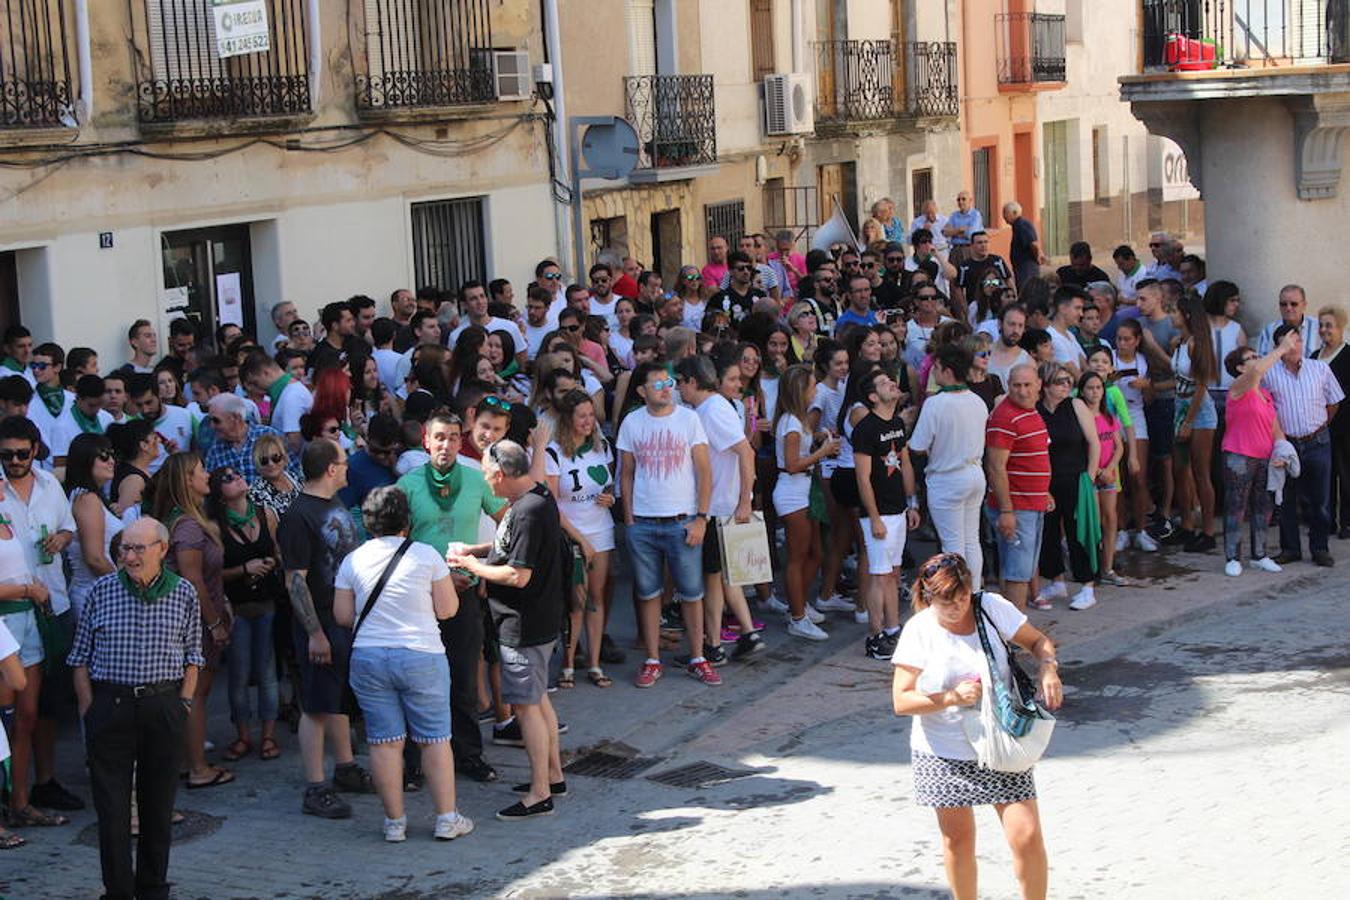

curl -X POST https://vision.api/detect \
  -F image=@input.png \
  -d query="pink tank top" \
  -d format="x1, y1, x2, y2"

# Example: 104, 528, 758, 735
1222, 388, 1277, 459
1095, 413, 1119, 469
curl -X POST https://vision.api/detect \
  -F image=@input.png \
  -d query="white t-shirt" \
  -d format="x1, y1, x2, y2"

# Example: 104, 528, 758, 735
395, 449, 430, 476
772, 413, 812, 510
448, 316, 519, 348
615, 405, 708, 518
26, 389, 72, 455
0, 619, 15, 761
987, 347, 1032, 387
1115, 264, 1146, 301
1048, 325, 1086, 369
544, 439, 615, 543
891, 591, 1027, 760
694, 394, 747, 518
50, 407, 114, 458
523, 322, 552, 361
589, 295, 619, 331
908, 390, 990, 476
681, 300, 707, 331
373, 347, 404, 395
270, 379, 313, 437
904, 317, 954, 370
335, 537, 450, 655
809, 380, 845, 477
148, 405, 195, 474
609, 331, 635, 369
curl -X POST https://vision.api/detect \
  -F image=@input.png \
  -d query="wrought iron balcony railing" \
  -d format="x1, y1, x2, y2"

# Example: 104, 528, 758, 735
996, 12, 1067, 85
1141, 0, 1350, 70
136, 0, 312, 124
356, 0, 496, 111
623, 74, 717, 170
814, 40, 959, 125
0, 0, 75, 128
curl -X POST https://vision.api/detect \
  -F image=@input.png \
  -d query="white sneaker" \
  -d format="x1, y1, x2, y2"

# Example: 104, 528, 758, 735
1036, 580, 1067, 603
763, 593, 789, 614
1115, 531, 1130, 552
1068, 587, 1097, 611
434, 811, 474, 841
1251, 556, 1283, 573
384, 816, 407, 843
1134, 531, 1159, 552
853, 608, 870, 625
815, 593, 855, 612
786, 614, 830, 641
1224, 559, 1242, 577
804, 604, 826, 624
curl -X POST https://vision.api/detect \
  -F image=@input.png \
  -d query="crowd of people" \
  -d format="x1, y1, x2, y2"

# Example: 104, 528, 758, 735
0, 196, 1345, 898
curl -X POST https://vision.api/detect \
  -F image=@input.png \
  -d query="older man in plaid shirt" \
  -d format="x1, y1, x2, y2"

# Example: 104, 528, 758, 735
68, 517, 203, 900
202, 393, 292, 484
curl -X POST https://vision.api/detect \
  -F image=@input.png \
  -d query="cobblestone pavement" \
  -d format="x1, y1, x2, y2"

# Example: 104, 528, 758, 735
7, 543, 1348, 899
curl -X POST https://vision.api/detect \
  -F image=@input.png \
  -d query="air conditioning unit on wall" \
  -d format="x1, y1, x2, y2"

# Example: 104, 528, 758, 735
489, 50, 532, 100
763, 72, 814, 136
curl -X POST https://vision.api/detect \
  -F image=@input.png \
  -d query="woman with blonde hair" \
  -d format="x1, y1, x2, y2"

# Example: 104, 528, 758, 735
787, 301, 820, 364
152, 452, 235, 789
892, 552, 1062, 900
250, 432, 301, 516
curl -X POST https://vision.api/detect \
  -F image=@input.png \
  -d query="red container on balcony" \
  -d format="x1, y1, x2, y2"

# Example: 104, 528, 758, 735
1164, 33, 1218, 71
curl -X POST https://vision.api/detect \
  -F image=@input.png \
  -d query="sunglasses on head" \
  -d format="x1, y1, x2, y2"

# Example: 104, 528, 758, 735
0, 448, 33, 462
921, 555, 961, 580
482, 395, 514, 412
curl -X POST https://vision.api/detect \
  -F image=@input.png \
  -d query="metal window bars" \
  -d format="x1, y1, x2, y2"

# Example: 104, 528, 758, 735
355, 0, 495, 110
0, 0, 74, 128
995, 12, 1067, 85
623, 73, 717, 170
1141, 0, 1350, 69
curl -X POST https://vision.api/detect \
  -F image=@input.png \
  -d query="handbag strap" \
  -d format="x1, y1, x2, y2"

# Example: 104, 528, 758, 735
971, 592, 1002, 666
352, 538, 414, 640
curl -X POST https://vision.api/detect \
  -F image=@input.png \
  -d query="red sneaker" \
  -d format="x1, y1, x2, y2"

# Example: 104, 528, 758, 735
634, 662, 663, 688
686, 659, 722, 686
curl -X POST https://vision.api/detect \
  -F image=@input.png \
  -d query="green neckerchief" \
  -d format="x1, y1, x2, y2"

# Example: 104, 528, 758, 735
937, 383, 969, 393
265, 373, 293, 408
571, 437, 595, 459
118, 568, 183, 604
0, 356, 22, 373
499, 359, 521, 379
36, 383, 65, 417
71, 404, 104, 434
423, 462, 463, 510
226, 500, 257, 530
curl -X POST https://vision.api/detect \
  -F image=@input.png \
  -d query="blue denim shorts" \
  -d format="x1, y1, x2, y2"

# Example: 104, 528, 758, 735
1175, 393, 1218, 431
986, 506, 1045, 584
348, 647, 451, 744
625, 517, 705, 603
0, 609, 43, 668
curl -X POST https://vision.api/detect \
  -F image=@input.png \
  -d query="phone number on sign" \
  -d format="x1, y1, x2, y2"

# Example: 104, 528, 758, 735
220, 34, 270, 55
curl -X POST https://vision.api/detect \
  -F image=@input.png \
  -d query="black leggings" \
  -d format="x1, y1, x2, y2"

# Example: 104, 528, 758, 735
1039, 473, 1098, 584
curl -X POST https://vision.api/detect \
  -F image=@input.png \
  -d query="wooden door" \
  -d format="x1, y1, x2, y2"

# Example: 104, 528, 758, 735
1041, 121, 1070, 256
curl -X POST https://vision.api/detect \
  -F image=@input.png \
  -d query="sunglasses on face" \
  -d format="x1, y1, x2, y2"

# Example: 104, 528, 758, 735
861, 262, 877, 269
885, 256, 903, 264
0, 448, 33, 462
323, 425, 342, 435
732, 264, 753, 272
258, 453, 285, 466
647, 377, 676, 390
1148, 242, 1162, 248
29, 361, 49, 371
1052, 376, 1073, 386
219, 471, 242, 484
542, 272, 563, 280
917, 294, 938, 302
976, 350, 991, 359
562, 324, 582, 332
96, 449, 116, 462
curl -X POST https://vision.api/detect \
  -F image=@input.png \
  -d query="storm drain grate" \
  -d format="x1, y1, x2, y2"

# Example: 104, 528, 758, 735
563, 750, 664, 780
646, 761, 756, 789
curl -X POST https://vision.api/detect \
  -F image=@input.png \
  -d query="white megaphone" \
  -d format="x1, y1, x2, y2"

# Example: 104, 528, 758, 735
811, 199, 862, 254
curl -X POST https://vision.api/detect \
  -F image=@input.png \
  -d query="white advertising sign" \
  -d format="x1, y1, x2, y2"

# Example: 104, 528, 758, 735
213, 0, 270, 59
1159, 137, 1199, 202
215, 272, 244, 327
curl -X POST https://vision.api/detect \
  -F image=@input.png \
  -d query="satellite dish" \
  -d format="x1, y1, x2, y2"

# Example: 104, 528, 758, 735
580, 118, 640, 180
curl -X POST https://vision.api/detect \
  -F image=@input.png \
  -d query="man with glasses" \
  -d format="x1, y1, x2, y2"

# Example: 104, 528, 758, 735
203, 393, 286, 484
708, 251, 765, 327
905, 286, 956, 370
943, 191, 984, 266
398, 414, 508, 783
617, 362, 715, 688
837, 275, 879, 332
286, 319, 315, 355
279, 439, 371, 819
1144, 232, 1182, 282
1257, 284, 1323, 357
952, 230, 1012, 314
534, 259, 568, 326
905, 228, 957, 297
67, 516, 203, 900
587, 263, 620, 330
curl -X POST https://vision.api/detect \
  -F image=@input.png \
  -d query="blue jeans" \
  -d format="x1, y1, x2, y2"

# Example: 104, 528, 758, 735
626, 517, 705, 602
227, 613, 279, 726
1279, 430, 1333, 555
985, 506, 1045, 584
349, 647, 452, 744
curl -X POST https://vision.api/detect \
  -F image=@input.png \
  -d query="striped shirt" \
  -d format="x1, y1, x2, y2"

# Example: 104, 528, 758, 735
1256, 315, 1321, 357
985, 399, 1051, 512
1260, 357, 1345, 439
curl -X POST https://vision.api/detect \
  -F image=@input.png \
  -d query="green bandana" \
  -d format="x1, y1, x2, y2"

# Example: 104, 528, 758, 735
0, 357, 22, 373
118, 568, 182, 604
937, 383, 969, 394
499, 359, 521, 379
226, 500, 258, 530
71, 404, 104, 434
36, 383, 65, 418
265, 373, 293, 408
424, 462, 462, 510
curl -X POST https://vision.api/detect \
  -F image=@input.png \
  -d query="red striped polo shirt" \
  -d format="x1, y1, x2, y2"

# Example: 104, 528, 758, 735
985, 398, 1051, 512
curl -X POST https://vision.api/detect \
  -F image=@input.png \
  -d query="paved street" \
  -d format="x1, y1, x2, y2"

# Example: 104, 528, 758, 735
7, 546, 1349, 899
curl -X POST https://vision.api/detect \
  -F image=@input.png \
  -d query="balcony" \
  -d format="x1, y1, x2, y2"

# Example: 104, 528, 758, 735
996, 12, 1067, 89
1141, 0, 1350, 71
623, 73, 718, 183
0, 0, 75, 129
355, 0, 496, 114
135, 0, 312, 127
813, 40, 959, 130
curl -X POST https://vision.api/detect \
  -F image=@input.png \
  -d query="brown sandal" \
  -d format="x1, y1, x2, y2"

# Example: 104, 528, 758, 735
222, 738, 253, 762
587, 667, 613, 688
0, 829, 26, 849
8, 806, 68, 827
259, 737, 281, 760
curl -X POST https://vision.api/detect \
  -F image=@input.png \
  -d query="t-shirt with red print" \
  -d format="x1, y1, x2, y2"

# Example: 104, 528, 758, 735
615, 405, 708, 518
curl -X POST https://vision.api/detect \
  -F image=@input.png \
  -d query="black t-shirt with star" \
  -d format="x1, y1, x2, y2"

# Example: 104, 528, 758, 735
850, 409, 909, 515
708, 286, 765, 325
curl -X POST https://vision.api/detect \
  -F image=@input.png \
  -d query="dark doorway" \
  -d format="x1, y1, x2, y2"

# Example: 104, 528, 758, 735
0, 252, 21, 333
160, 225, 257, 340
650, 209, 682, 288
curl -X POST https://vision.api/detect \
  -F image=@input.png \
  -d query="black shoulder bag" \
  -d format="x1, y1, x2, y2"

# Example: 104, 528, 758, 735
351, 538, 414, 640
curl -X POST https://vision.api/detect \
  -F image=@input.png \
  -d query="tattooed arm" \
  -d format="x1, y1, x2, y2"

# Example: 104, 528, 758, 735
286, 569, 332, 665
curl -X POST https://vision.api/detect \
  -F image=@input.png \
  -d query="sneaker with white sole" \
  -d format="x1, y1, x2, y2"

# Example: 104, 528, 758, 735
804, 604, 826, 624
1115, 531, 1130, 552
1134, 530, 1159, 552
763, 593, 790, 614
786, 615, 830, 641
1224, 559, 1242, 577
853, 608, 870, 625
434, 812, 474, 841
1068, 587, 1097, 611
384, 816, 407, 843
1251, 556, 1282, 573
815, 593, 855, 612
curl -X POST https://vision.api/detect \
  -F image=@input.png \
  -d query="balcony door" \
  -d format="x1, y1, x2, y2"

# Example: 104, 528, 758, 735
627, 0, 658, 76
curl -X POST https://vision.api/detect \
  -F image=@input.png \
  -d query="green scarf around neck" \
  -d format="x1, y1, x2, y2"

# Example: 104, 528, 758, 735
423, 462, 462, 510
36, 383, 65, 418
499, 359, 521, 379
226, 500, 257, 530
71, 404, 104, 434
937, 383, 969, 394
118, 568, 182, 604
266, 373, 293, 408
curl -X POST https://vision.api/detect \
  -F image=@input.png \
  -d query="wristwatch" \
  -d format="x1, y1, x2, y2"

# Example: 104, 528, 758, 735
694, 512, 708, 520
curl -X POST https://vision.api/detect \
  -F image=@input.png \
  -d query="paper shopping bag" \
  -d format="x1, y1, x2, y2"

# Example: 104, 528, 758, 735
718, 513, 773, 587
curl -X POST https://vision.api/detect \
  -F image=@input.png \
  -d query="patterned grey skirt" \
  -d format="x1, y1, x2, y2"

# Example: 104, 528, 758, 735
912, 751, 1037, 808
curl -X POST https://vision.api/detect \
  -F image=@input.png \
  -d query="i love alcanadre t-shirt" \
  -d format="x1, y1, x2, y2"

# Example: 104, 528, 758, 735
544, 438, 614, 541
615, 406, 708, 518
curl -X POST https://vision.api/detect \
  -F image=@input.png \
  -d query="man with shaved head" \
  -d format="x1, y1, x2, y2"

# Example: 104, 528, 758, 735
69, 516, 203, 900
984, 363, 1052, 610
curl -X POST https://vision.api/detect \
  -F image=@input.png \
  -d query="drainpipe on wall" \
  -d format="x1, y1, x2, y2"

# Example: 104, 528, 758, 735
790, 0, 803, 72
543, 0, 573, 273
307, 0, 321, 108
74, 0, 92, 122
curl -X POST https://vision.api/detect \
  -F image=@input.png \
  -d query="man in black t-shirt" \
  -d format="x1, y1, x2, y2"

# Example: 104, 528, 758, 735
278, 438, 368, 820
953, 230, 1013, 313
707, 251, 766, 327
1055, 241, 1112, 289
449, 440, 565, 822
308, 300, 368, 377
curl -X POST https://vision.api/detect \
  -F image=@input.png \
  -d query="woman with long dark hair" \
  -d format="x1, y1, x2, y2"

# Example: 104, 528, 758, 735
446, 325, 488, 395
64, 434, 122, 619
1203, 280, 1247, 410
1169, 291, 1220, 551
107, 419, 159, 520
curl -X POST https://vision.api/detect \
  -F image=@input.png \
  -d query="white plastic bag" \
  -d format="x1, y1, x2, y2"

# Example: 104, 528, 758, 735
961, 653, 1055, 773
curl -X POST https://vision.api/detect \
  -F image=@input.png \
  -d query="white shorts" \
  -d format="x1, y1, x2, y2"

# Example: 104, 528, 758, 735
773, 473, 811, 517
860, 513, 908, 575
1128, 404, 1148, 441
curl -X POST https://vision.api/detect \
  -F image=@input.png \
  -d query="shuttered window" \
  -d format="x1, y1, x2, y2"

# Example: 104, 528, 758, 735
972, 147, 994, 226
627, 0, 657, 75
750, 0, 774, 80
146, 0, 224, 83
